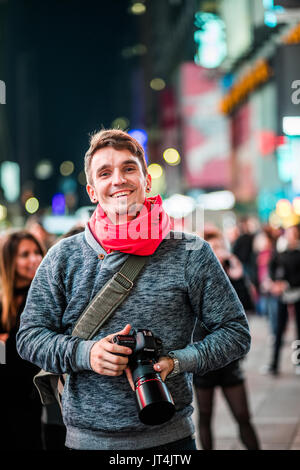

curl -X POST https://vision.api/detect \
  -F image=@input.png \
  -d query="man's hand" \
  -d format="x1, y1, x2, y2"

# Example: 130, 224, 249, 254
125, 356, 175, 392
153, 356, 175, 381
90, 324, 132, 376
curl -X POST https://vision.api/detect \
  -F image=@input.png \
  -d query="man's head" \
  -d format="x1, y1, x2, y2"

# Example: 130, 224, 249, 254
85, 129, 151, 223
85, 129, 148, 186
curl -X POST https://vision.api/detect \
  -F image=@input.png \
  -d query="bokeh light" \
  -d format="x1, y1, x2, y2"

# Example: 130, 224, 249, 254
163, 148, 181, 166
35, 160, 53, 180
60, 161, 74, 177
293, 197, 300, 215
111, 117, 130, 130
150, 78, 166, 91
0, 205, 7, 220
276, 199, 292, 217
148, 163, 163, 179
130, 2, 146, 15
25, 197, 39, 214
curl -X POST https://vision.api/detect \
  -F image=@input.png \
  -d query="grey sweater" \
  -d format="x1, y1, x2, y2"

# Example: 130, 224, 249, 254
16, 226, 251, 450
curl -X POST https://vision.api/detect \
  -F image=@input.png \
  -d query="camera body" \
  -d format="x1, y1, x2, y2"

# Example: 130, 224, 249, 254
113, 328, 175, 426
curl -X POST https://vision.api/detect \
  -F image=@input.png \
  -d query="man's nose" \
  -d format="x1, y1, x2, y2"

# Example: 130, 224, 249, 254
111, 169, 127, 185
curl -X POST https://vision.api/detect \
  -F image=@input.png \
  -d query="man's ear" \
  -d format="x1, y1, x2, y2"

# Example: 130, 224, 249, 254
86, 184, 97, 203
145, 173, 152, 192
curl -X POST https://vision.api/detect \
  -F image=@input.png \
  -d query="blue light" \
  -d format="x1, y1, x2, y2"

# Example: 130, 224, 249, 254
52, 193, 66, 215
263, 0, 274, 9
194, 12, 227, 69
277, 144, 293, 183
264, 11, 277, 27
128, 129, 148, 146
128, 129, 148, 164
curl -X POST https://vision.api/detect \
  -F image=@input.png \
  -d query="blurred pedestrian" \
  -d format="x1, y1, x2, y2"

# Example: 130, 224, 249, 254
26, 215, 57, 250
263, 224, 300, 375
253, 226, 279, 338
0, 230, 44, 450
233, 216, 257, 285
193, 230, 260, 450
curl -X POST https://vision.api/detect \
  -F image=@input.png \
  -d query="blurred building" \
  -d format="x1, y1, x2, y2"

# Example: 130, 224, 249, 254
139, 0, 300, 230
217, 0, 300, 227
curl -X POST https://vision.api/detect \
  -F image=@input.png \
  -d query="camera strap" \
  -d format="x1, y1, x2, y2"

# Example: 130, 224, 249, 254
33, 254, 148, 406
71, 254, 148, 339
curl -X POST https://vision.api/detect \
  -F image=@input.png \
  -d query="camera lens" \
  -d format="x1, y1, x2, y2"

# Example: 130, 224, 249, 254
135, 372, 175, 426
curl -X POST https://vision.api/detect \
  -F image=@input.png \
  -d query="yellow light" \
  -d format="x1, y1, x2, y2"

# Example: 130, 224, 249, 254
150, 78, 166, 91
276, 199, 292, 218
282, 214, 300, 229
148, 163, 163, 179
111, 117, 129, 130
163, 148, 181, 166
60, 161, 74, 176
293, 197, 300, 215
130, 3, 146, 15
269, 212, 282, 229
0, 205, 7, 220
77, 171, 87, 186
25, 197, 39, 214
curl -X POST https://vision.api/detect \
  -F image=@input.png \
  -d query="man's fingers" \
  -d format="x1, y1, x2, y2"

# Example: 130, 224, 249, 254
125, 367, 135, 391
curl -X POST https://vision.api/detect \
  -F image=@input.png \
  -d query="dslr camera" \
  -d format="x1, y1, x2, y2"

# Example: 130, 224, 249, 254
113, 328, 175, 426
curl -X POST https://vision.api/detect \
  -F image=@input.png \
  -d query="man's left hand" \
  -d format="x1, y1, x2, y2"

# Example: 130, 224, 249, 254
125, 356, 175, 391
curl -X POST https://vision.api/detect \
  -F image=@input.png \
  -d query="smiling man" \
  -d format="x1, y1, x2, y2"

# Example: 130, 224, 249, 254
17, 129, 251, 451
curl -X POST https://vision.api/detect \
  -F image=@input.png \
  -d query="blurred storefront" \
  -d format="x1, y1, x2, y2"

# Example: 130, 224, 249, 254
216, 0, 300, 228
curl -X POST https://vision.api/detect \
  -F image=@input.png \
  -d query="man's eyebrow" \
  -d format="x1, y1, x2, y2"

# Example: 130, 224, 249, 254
96, 160, 139, 174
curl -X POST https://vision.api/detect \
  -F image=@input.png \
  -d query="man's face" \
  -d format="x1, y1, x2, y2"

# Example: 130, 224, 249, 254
86, 147, 151, 224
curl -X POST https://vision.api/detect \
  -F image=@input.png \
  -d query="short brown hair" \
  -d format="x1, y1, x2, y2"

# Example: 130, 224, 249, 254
84, 129, 148, 185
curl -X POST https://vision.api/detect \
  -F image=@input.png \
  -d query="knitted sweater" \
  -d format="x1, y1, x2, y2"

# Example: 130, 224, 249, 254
17, 226, 250, 450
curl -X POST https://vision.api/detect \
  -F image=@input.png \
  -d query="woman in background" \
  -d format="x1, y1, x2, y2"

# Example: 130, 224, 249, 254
193, 229, 260, 450
0, 230, 44, 450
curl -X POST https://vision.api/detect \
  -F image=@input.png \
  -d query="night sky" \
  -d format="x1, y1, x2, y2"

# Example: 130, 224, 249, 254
3, 0, 141, 208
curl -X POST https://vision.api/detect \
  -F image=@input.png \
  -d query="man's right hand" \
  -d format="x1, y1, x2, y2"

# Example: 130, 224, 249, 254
90, 324, 132, 376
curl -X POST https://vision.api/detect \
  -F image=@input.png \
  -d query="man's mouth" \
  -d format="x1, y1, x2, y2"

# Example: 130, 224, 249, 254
111, 190, 133, 198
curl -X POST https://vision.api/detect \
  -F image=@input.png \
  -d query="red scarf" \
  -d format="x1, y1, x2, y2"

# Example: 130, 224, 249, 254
88, 195, 171, 256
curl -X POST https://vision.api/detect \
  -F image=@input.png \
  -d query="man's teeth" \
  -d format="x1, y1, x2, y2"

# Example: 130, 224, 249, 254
112, 191, 132, 198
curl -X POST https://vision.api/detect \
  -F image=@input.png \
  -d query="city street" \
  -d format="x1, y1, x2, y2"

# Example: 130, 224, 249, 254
192, 314, 300, 450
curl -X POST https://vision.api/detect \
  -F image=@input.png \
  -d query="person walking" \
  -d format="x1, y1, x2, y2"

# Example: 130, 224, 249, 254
264, 224, 300, 375
0, 230, 44, 450
17, 129, 251, 451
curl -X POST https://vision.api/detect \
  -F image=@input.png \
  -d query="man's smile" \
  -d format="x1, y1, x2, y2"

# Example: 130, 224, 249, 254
110, 190, 134, 198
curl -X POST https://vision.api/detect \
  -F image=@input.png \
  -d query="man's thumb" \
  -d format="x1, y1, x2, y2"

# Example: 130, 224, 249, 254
119, 324, 132, 335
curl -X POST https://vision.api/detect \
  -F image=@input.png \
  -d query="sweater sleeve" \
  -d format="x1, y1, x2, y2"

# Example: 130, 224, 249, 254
16, 250, 95, 374
169, 240, 251, 375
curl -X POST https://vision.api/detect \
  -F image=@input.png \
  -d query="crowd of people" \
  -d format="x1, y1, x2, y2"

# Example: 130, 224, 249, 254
223, 217, 300, 378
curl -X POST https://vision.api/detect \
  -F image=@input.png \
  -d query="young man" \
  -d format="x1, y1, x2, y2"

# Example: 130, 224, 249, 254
17, 129, 251, 450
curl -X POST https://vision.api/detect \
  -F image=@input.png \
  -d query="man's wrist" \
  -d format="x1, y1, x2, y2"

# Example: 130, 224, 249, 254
167, 352, 180, 378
